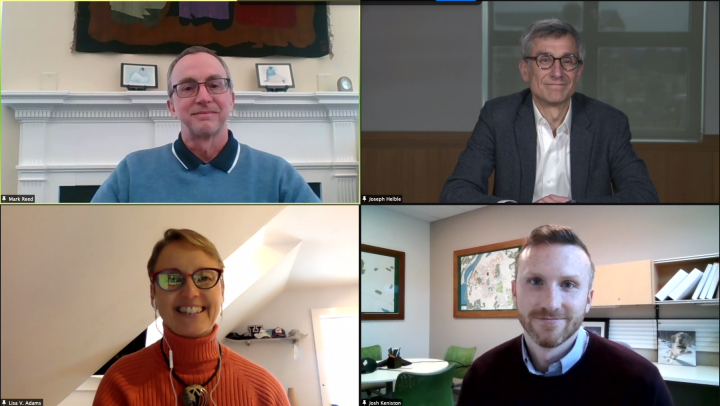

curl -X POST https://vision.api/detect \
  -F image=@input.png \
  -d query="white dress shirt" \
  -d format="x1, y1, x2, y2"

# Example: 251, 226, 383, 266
531, 98, 572, 202
520, 326, 590, 376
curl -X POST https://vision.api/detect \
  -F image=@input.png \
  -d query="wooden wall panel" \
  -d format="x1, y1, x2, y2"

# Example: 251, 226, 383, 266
361, 132, 719, 203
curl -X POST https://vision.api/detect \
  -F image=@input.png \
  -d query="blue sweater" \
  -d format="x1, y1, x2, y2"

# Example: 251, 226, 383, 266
91, 142, 321, 203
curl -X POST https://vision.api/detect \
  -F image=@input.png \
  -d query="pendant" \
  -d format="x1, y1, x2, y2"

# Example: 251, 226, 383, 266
182, 384, 209, 406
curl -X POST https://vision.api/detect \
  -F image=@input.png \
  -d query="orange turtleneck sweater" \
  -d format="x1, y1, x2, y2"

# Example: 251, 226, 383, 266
93, 323, 290, 406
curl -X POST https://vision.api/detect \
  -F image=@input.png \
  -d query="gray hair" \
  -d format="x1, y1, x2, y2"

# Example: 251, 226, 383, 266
520, 19, 586, 64
166, 46, 234, 98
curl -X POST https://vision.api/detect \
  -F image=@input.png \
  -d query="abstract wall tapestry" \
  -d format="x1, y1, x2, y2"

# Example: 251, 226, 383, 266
73, 2, 331, 58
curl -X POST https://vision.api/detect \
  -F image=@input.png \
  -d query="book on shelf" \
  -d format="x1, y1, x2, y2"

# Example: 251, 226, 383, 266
691, 263, 713, 300
699, 263, 718, 300
668, 268, 703, 300
701, 263, 719, 300
655, 269, 688, 301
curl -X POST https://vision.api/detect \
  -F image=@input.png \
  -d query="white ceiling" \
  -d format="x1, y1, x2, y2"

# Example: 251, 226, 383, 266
265, 205, 359, 287
383, 205, 486, 222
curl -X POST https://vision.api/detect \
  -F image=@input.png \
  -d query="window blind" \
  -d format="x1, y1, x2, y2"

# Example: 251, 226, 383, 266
608, 319, 719, 351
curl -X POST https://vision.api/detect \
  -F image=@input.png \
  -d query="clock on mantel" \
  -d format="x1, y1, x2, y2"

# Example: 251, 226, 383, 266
337, 76, 353, 92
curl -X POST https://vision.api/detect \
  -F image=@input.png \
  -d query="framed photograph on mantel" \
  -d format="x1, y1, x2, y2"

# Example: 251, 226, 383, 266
120, 63, 158, 90
361, 244, 405, 320
453, 238, 526, 319
256, 63, 295, 91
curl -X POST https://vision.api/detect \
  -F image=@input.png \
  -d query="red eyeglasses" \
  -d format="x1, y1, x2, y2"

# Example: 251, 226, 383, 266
150, 268, 224, 291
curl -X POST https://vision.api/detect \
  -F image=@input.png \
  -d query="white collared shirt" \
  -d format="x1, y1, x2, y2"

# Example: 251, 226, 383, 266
531, 98, 572, 202
521, 326, 590, 376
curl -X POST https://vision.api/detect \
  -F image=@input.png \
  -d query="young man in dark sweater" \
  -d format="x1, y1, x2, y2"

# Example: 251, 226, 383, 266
457, 225, 674, 406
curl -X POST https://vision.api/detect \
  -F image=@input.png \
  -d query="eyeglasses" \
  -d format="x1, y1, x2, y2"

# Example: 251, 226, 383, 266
172, 78, 231, 98
150, 268, 224, 291
525, 53, 582, 71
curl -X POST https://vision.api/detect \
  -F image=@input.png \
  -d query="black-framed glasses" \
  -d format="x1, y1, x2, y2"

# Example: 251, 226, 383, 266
525, 53, 582, 71
150, 268, 224, 291
172, 78, 231, 98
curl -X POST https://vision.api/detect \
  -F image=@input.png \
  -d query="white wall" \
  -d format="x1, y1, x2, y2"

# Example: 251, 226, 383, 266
228, 284, 358, 406
361, 206, 431, 359
361, 2, 720, 135
429, 205, 720, 362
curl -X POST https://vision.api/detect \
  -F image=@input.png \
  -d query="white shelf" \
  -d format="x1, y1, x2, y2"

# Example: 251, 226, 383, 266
654, 254, 720, 264
653, 363, 719, 386
654, 299, 719, 306
227, 334, 307, 346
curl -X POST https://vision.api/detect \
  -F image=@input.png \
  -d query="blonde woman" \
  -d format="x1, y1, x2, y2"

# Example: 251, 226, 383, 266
93, 229, 290, 406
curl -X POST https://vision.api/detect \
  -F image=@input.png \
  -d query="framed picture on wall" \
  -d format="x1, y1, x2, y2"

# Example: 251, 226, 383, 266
361, 244, 405, 320
120, 63, 158, 90
582, 318, 609, 338
453, 238, 526, 319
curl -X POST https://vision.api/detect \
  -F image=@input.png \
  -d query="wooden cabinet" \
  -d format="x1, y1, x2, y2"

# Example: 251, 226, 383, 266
593, 254, 719, 307
593, 260, 654, 306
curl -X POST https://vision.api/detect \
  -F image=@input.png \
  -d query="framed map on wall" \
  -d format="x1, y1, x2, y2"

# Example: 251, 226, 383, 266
453, 238, 526, 318
361, 244, 405, 321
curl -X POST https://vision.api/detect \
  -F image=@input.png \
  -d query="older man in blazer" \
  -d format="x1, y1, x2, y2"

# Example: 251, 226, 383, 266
441, 19, 659, 203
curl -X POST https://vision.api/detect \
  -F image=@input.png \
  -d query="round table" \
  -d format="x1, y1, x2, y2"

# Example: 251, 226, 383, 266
361, 358, 449, 393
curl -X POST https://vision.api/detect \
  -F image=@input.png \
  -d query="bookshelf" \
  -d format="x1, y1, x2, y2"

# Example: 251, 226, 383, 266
653, 254, 719, 304
592, 254, 719, 307
590, 253, 719, 391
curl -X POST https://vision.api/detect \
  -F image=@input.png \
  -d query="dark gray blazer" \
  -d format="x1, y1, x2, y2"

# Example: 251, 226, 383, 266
440, 88, 660, 203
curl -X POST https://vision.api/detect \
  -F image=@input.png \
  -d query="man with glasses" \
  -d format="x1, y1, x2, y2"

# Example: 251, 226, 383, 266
92, 46, 320, 203
441, 19, 659, 203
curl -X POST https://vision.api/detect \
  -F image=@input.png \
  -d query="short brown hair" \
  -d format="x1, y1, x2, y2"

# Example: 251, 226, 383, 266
147, 228, 225, 276
166, 46, 234, 98
516, 225, 595, 287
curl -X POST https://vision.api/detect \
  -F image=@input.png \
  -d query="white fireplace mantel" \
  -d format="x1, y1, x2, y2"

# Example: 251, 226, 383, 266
1, 91, 359, 203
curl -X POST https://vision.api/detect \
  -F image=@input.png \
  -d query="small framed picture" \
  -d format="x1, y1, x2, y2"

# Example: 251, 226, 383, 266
361, 244, 405, 321
658, 330, 696, 366
121, 63, 158, 90
582, 318, 609, 338
256, 63, 295, 90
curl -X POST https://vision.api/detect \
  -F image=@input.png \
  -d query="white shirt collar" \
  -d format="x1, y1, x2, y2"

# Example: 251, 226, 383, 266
532, 97, 572, 137
521, 326, 589, 376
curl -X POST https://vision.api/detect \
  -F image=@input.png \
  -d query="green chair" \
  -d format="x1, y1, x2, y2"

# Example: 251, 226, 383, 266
361, 345, 385, 396
444, 345, 476, 390
361, 345, 383, 361
392, 364, 457, 406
